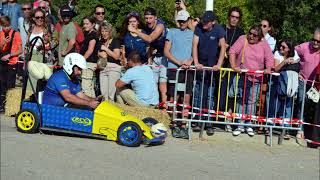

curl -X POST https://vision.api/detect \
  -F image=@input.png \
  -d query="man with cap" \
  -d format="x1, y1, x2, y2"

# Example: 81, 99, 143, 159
58, 5, 77, 66
164, 10, 194, 138
192, 11, 226, 135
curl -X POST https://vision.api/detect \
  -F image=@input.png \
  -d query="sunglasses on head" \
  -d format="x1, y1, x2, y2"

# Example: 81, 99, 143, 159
248, 31, 258, 37
312, 38, 320, 44
22, 7, 31, 11
95, 12, 105, 15
127, 11, 139, 18
35, 16, 44, 20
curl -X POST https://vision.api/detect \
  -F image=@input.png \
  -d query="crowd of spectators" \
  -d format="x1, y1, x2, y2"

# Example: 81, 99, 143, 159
0, 0, 319, 147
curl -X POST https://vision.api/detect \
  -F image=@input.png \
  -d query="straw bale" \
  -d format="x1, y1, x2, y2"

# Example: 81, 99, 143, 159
115, 103, 172, 129
5, 87, 33, 117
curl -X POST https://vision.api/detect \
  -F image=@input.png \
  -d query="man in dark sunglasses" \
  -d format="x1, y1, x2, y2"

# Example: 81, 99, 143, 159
39, 0, 56, 31
17, 2, 32, 63
0, 0, 23, 31
93, 4, 109, 30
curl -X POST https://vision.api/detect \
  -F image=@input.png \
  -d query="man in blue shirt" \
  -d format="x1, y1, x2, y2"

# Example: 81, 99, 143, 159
192, 11, 226, 135
43, 53, 101, 109
115, 51, 159, 107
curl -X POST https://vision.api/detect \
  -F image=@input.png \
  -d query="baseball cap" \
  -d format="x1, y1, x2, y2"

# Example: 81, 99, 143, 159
201, 11, 215, 24
176, 10, 190, 21
60, 5, 75, 17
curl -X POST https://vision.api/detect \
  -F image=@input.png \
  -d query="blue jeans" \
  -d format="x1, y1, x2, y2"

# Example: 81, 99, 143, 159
235, 77, 261, 124
193, 71, 216, 120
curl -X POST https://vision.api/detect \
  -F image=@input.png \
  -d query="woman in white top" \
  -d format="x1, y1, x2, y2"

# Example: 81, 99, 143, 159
261, 19, 276, 52
271, 39, 300, 139
25, 8, 55, 91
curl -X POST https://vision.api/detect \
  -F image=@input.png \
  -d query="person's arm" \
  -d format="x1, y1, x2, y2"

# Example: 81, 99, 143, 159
60, 89, 99, 108
213, 37, 226, 71
264, 41, 275, 73
192, 34, 202, 69
83, 39, 96, 59
131, 24, 164, 43
229, 35, 244, 73
76, 91, 95, 101
64, 39, 76, 55
115, 79, 127, 88
101, 45, 120, 60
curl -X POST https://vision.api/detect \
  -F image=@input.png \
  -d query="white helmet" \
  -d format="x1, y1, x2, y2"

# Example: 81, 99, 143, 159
151, 123, 168, 138
63, 53, 87, 75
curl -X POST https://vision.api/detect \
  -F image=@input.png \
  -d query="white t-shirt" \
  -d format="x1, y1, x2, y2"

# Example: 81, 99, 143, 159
29, 32, 44, 49
274, 50, 300, 63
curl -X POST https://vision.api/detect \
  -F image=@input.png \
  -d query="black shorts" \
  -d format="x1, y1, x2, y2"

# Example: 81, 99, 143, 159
0, 62, 17, 90
167, 69, 194, 97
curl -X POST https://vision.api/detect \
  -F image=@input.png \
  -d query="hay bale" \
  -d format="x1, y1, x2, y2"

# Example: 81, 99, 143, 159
116, 103, 172, 129
5, 87, 33, 117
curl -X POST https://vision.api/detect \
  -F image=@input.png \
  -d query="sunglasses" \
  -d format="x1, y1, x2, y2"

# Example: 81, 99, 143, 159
95, 12, 105, 15
22, 7, 31, 11
261, 24, 267, 28
248, 31, 258, 38
175, 0, 181, 4
35, 16, 45, 20
230, 15, 240, 19
39, 6, 46, 10
280, 45, 287, 49
177, 20, 187, 24
312, 38, 320, 44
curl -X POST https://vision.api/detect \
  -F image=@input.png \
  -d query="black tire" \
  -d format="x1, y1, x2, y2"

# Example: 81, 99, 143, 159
117, 121, 142, 147
142, 117, 159, 127
15, 109, 40, 134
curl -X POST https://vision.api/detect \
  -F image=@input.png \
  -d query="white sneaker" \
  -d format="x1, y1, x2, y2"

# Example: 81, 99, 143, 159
246, 127, 254, 137
233, 128, 243, 136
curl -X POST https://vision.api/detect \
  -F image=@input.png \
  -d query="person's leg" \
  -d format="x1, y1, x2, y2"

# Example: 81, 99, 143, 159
0, 63, 8, 112
118, 88, 148, 107
81, 62, 96, 98
244, 82, 260, 136
99, 67, 109, 100
106, 63, 122, 101
152, 56, 168, 104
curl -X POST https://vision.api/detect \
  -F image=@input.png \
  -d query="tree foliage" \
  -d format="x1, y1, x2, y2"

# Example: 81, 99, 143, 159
17, 0, 319, 43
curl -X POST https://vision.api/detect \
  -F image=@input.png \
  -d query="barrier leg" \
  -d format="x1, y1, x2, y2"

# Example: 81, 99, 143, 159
269, 127, 273, 147
278, 129, 285, 145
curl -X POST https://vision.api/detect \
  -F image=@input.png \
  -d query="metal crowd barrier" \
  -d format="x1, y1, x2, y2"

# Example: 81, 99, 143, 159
169, 67, 305, 146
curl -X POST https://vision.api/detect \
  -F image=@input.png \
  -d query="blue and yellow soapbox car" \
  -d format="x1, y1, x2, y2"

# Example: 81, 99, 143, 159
16, 101, 166, 147
15, 37, 166, 147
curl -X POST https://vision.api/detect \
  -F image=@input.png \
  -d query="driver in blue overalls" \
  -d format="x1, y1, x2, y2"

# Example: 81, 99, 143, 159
43, 53, 102, 109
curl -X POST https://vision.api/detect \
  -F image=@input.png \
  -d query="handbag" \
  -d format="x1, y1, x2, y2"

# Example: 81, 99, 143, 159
306, 78, 320, 103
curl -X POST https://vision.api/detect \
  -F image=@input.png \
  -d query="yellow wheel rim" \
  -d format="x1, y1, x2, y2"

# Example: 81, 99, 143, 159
17, 112, 35, 131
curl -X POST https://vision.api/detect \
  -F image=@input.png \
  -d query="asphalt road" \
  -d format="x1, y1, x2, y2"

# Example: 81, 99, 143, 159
1, 115, 319, 180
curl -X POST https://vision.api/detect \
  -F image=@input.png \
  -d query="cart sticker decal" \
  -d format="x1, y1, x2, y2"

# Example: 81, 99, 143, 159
72, 117, 92, 126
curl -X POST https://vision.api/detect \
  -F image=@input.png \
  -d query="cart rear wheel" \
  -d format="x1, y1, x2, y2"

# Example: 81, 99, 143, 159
15, 109, 40, 134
